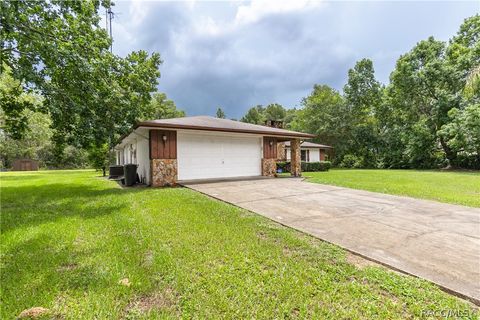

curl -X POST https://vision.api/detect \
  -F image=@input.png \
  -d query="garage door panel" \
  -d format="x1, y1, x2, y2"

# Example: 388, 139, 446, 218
177, 132, 262, 180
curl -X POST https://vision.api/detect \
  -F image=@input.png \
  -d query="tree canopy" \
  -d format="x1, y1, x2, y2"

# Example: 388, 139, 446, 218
0, 67, 88, 168
1, 3, 477, 171
1, 0, 161, 150
241, 103, 296, 128
239, 15, 479, 169
144, 92, 185, 120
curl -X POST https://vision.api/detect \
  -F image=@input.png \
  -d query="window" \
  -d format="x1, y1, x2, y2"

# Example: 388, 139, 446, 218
301, 150, 306, 161
301, 150, 310, 162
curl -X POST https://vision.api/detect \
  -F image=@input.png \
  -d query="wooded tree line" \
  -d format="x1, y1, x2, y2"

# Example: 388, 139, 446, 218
0, 66, 181, 168
0, 0, 182, 169
240, 15, 479, 169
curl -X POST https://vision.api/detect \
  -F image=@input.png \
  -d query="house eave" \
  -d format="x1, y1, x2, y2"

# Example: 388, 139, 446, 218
134, 122, 316, 139
115, 122, 315, 149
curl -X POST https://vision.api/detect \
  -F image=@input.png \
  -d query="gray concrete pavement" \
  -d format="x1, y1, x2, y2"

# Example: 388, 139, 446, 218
184, 177, 480, 303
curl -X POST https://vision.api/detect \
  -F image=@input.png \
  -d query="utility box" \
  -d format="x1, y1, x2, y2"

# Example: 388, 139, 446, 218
124, 164, 138, 186
109, 165, 124, 179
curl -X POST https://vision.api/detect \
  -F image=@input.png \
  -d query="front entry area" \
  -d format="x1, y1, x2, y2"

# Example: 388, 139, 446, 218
177, 132, 262, 181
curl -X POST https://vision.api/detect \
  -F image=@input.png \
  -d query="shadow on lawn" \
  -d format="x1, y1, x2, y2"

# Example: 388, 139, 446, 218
1, 231, 113, 317
0, 174, 45, 181
1, 181, 147, 233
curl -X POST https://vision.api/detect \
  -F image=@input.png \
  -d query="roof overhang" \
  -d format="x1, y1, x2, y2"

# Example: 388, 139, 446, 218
133, 122, 315, 139
114, 127, 149, 149
115, 121, 315, 149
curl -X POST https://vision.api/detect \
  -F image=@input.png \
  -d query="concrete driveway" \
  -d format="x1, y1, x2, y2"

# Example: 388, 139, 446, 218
184, 177, 480, 303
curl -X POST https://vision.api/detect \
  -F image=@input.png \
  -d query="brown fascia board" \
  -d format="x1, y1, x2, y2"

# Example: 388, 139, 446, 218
133, 122, 316, 139
115, 122, 315, 148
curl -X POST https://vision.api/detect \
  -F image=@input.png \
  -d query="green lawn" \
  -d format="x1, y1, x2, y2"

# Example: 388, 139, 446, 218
303, 169, 480, 207
1, 170, 478, 319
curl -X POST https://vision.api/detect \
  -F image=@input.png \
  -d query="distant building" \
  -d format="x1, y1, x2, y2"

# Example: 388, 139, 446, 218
12, 159, 39, 171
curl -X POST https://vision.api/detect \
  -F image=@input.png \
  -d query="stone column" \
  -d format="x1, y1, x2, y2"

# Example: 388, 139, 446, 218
277, 142, 286, 161
151, 159, 178, 187
290, 139, 301, 177
261, 158, 277, 177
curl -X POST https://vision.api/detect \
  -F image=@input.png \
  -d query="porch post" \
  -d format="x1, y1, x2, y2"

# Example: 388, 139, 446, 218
290, 138, 301, 177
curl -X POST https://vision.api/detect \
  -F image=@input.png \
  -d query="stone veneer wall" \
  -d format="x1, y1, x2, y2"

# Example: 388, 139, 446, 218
277, 142, 286, 161
261, 158, 277, 177
151, 159, 177, 187
290, 139, 301, 177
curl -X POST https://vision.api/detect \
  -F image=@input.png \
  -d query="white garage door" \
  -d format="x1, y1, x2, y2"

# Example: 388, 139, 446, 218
177, 132, 262, 180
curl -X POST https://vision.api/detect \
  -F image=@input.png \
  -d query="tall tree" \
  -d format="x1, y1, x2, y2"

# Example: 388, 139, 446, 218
343, 58, 383, 167
283, 108, 298, 129
438, 15, 480, 168
87, 143, 111, 176
216, 107, 226, 119
344, 59, 382, 117
144, 92, 185, 120
241, 103, 296, 127
1, 0, 161, 149
439, 104, 480, 167
241, 105, 265, 124
292, 85, 348, 160
0, 67, 88, 169
389, 37, 461, 166
264, 103, 287, 121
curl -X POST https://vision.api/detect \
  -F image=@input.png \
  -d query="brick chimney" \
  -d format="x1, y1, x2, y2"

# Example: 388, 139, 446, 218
264, 119, 284, 128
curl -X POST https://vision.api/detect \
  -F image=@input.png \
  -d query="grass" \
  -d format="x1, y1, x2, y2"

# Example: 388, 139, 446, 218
302, 169, 480, 207
1, 170, 478, 319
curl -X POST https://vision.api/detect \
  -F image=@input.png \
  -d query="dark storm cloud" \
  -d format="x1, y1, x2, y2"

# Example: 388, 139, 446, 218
109, 1, 478, 118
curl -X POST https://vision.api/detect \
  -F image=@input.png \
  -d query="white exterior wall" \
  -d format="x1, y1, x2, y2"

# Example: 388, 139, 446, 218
122, 146, 134, 164
116, 148, 127, 165
116, 150, 122, 165
286, 148, 320, 162
136, 136, 151, 185
115, 130, 151, 185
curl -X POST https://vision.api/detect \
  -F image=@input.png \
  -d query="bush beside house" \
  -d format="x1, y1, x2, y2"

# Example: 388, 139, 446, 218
277, 161, 331, 173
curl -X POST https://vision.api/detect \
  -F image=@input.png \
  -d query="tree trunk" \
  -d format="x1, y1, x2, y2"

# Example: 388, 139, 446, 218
102, 166, 106, 177
439, 136, 456, 167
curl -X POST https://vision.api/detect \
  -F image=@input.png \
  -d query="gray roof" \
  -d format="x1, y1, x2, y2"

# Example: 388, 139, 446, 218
136, 116, 315, 138
284, 141, 333, 148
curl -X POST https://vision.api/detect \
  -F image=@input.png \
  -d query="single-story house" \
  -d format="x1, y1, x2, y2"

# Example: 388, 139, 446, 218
114, 116, 315, 186
283, 141, 333, 162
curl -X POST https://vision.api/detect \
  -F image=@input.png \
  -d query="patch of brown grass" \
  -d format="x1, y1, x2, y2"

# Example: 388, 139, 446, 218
56, 263, 77, 272
18, 307, 50, 319
142, 250, 154, 267
124, 287, 179, 317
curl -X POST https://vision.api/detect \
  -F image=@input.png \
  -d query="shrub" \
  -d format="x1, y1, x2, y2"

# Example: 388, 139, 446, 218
277, 161, 331, 172
339, 154, 363, 168
301, 161, 331, 172
319, 161, 332, 171
450, 152, 480, 170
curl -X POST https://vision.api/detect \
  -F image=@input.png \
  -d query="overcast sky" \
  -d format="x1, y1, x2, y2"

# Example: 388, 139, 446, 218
106, 0, 479, 118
